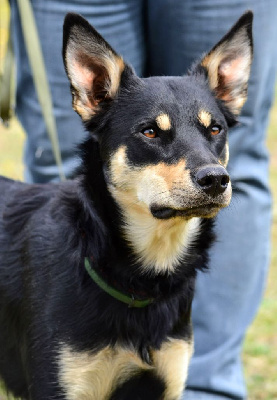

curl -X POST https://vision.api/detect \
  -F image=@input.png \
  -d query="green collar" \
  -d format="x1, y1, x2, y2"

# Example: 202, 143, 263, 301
84, 258, 154, 308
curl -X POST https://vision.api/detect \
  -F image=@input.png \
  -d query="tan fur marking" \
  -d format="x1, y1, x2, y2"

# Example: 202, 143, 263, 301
59, 340, 193, 400
198, 110, 212, 128
59, 345, 151, 400
156, 114, 172, 131
108, 147, 202, 273
219, 143, 230, 167
123, 212, 201, 274
105, 55, 125, 99
150, 159, 186, 190
152, 338, 194, 400
73, 100, 94, 121
201, 49, 223, 90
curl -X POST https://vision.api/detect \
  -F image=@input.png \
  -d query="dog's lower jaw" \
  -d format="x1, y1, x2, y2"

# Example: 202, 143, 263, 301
150, 204, 223, 220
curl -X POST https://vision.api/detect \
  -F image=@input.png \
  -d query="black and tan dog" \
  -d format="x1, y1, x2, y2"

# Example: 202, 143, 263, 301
0, 11, 253, 400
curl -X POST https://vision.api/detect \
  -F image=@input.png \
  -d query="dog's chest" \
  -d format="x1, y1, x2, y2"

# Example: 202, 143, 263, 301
59, 338, 193, 400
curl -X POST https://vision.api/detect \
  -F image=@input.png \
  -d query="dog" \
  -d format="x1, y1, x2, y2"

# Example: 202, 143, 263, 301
0, 11, 253, 400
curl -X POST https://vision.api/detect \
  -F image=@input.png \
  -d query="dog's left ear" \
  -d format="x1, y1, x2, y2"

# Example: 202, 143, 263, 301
194, 11, 253, 116
63, 13, 125, 120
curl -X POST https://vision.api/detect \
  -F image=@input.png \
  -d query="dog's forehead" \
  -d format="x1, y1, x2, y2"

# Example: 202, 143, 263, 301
121, 75, 221, 126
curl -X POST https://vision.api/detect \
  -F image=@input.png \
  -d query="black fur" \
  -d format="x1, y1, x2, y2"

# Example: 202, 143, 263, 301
110, 370, 166, 400
0, 11, 253, 400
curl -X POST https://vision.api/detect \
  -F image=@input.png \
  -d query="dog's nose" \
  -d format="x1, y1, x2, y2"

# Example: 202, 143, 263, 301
194, 166, 230, 196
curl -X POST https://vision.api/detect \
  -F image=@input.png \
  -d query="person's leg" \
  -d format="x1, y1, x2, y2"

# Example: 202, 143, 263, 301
147, 1, 277, 398
10, 0, 146, 183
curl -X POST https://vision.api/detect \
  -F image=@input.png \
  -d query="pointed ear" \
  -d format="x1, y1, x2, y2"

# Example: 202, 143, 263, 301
196, 11, 253, 116
63, 13, 125, 120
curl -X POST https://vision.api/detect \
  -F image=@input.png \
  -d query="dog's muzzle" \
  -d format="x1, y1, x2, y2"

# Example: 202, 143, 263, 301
150, 165, 231, 220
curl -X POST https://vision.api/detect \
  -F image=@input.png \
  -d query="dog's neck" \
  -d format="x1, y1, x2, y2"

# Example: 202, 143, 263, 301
108, 182, 201, 274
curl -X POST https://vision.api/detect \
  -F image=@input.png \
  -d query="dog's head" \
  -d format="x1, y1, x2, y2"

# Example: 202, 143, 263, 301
63, 12, 253, 220
63, 13, 253, 271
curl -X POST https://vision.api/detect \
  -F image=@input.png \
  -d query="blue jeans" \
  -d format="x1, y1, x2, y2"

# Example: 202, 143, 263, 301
10, 0, 277, 398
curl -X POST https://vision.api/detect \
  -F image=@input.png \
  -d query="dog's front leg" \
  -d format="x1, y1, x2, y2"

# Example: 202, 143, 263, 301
110, 338, 194, 400
152, 337, 194, 400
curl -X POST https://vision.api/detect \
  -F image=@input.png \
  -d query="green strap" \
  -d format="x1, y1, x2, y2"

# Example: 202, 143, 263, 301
17, 0, 65, 181
0, 19, 14, 125
84, 258, 154, 308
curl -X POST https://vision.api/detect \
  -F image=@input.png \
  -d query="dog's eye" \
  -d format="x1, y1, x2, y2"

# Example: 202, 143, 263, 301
211, 125, 222, 136
141, 128, 157, 139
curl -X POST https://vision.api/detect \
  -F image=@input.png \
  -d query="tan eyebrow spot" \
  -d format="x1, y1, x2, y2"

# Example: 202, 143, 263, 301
156, 114, 171, 131
198, 110, 212, 128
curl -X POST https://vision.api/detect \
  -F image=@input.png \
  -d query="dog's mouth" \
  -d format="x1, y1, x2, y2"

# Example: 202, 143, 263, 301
150, 204, 224, 220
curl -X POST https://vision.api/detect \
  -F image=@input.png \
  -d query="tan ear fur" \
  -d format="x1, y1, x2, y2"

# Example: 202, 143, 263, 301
201, 12, 253, 115
63, 15, 125, 120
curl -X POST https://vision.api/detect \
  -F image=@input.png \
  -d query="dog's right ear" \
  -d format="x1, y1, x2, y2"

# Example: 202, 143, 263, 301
63, 13, 125, 121
191, 11, 253, 116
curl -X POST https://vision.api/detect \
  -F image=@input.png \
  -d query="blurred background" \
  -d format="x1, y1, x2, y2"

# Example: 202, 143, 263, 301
0, 1, 277, 399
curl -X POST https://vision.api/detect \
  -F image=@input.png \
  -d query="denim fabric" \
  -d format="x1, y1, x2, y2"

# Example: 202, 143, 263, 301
10, 0, 277, 398
184, 390, 235, 400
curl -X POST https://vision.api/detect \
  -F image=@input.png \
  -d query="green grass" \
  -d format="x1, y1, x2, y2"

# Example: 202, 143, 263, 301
1, 1, 277, 398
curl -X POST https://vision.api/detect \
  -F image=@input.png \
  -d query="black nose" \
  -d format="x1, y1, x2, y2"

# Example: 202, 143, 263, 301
194, 166, 230, 197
